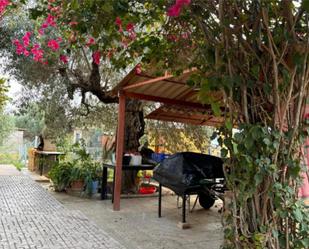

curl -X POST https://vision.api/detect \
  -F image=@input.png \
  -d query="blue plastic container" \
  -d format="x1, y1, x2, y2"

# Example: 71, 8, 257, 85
151, 153, 168, 163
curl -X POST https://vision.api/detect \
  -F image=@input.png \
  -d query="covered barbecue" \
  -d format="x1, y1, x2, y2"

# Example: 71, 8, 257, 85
153, 152, 225, 225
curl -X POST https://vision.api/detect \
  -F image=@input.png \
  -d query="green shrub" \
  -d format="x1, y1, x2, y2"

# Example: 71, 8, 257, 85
0, 153, 24, 171
48, 161, 72, 191
49, 141, 102, 194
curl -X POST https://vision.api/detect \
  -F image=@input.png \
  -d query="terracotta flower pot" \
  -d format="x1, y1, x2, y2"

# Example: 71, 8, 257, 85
70, 180, 84, 191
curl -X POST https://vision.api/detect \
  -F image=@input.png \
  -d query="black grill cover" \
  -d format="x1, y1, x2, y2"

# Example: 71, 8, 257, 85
153, 152, 224, 195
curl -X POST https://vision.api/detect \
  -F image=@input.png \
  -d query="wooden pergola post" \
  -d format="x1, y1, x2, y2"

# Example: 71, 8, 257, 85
113, 91, 126, 211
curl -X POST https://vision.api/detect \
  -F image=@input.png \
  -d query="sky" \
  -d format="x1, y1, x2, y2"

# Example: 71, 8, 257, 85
0, 57, 22, 112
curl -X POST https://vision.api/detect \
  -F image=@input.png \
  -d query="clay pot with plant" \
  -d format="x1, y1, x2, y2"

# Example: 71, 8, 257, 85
48, 161, 73, 192
69, 164, 87, 192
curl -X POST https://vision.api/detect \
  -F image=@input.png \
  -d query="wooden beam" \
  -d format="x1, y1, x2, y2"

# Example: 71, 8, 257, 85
111, 67, 138, 95
123, 69, 196, 91
137, 74, 188, 86
124, 92, 211, 110
113, 92, 126, 211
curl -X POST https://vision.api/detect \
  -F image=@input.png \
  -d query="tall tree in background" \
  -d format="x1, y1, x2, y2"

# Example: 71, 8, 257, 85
0, 77, 12, 145
0, 78, 8, 111
1, 0, 165, 191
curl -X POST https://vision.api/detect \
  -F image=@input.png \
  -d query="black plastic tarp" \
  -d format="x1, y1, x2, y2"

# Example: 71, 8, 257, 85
153, 152, 224, 195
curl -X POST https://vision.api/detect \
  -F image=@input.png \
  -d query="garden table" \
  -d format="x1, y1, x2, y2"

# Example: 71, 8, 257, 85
101, 162, 156, 201
35, 151, 64, 176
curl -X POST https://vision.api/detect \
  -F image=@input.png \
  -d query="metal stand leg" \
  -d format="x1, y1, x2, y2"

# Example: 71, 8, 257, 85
191, 195, 199, 213
158, 183, 162, 218
182, 194, 186, 223
101, 167, 108, 200
39, 155, 43, 176
112, 169, 115, 203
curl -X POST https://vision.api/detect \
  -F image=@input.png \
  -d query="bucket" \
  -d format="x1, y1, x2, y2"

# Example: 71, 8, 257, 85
130, 155, 142, 165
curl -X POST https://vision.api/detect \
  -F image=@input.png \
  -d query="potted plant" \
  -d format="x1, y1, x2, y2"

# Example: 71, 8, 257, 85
68, 163, 87, 192
84, 161, 101, 196
48, 161, 72, 192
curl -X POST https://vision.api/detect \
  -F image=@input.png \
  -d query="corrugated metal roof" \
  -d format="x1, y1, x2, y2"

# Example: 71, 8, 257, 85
112, 66, 225, 127
145, 105, 224, 127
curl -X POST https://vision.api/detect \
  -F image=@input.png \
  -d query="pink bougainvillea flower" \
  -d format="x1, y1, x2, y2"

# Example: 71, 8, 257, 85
115, 17, 122, 26
41, 22, 48, 29
167, 0, 191, 17
46, 14, 56, 27
167, 34, 178, 42
69, 21, 78, 26
22, 31, 31, 47
12, 39, 20, 46
16, 46, 23, 55
0, 0, 10, 16
40, 14, 56, 31
181, 32, 189, 39
115, 17, 123, 32
33, 52, 43, 62
50, 6, 60, 13
16, 44, 24, 55
92, 51, 101, 65
129, 31, 136, 41
126, 23, 134, 32
23, 49, 30, 57
56, 37, 62, 42
176, 0, 191, 5
135, 64, 142, 75
86, 37, 95, 46
167, 4, 181, 17
12, 39, 24, 55
47, 39, 60, 51
31, 44, 44, 62
38, 28, 44, 35
32, 44, 40, 50
60, 55, 68, 64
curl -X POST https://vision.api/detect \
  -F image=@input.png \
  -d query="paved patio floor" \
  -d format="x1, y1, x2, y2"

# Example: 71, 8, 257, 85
0, 165, 126, 249
49, 192, 224, 249
0, 165, 224, 249
44, 178, 224, 249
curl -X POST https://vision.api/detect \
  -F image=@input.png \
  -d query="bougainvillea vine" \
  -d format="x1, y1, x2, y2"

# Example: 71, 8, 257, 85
0, 0, 9, 17
167, 0, 191, 17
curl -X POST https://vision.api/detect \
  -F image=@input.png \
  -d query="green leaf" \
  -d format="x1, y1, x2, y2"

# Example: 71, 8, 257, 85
244, 136, 254, 149
211, 102, 221, 116
225, 119, 233, 130
71, 0, 80, 9
251, 65, 260, 79
301, 238, 309, 248
288, 165, 301, 178
254, 172, 263, 186
234, 132, 242, 142
29, 8, 44, 20
251, 126, 261, 140
302, 0, 309, 12
221, 148, 228, 157
292, 209, 303, 222
272, 229, 279, 238
263, 138, 271, 146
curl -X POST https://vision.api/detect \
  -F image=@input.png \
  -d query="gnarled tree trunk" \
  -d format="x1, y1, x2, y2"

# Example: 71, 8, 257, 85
121, 99, 145, 193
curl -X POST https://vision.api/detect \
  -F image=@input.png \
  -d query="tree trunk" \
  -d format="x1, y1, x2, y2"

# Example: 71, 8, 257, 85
121, 99, 145, 193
